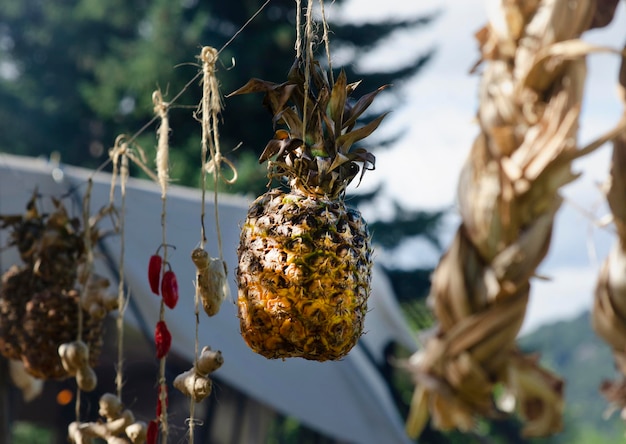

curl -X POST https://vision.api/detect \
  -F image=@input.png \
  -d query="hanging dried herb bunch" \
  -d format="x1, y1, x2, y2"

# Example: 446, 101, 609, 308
0, 191, 115, 379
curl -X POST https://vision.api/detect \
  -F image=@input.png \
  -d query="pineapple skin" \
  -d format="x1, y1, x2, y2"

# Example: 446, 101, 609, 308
236, 189, 372, 361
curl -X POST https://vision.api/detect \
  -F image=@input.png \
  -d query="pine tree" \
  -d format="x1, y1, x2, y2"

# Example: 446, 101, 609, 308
0, 0, 435, 192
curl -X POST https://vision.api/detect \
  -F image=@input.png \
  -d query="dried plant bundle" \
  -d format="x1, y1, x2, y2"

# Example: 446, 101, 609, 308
592, 45, 626, 419
0, 194, 114, 380
405, 0, 622, 438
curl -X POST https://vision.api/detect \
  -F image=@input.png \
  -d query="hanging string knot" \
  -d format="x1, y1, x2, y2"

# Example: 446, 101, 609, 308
152, 90, 168, 117
201, 46, 218, 72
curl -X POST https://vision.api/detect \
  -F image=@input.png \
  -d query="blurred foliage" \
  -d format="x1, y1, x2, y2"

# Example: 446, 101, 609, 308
370, 202, 445, 250
0, 0, 436, 195
12, 421, 53, 444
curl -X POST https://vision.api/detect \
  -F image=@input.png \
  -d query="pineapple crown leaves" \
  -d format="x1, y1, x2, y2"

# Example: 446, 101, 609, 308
227, 57, 388, 198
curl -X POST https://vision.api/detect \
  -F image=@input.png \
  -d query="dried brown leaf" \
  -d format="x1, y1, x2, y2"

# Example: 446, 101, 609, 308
336, 112, 389, 153
328, 70, 348, 137
405, 385, 430, 439
342, 85, 389, 131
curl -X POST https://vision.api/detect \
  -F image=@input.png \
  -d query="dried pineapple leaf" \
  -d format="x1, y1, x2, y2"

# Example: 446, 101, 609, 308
343, 85, 389, 131
337, 112, 389, 153
350, 148, 376, 186
259, 135, 303, 163
347, 80, 362, 95
320, 110, 338, 156
273, 108, 302, 134
227, 79, 296, 116
305, 102, 326, 154
310, 60, 329, 93
328, 152, 351, 172
227, 78, 276, 96
328, 70, 348, 137
285, 59, 306, 110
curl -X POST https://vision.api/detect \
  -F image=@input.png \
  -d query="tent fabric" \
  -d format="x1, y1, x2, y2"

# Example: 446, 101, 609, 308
0, 153, 416, 444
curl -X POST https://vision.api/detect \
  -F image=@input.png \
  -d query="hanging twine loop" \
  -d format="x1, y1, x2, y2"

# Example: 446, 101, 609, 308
108, 136, 131, 402
152, 87, 172, 440
200, 46, 237, 190
178, 46, 232, 443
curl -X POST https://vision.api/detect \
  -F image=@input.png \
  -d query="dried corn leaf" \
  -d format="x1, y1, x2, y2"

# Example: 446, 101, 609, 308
405, 0, 622, 438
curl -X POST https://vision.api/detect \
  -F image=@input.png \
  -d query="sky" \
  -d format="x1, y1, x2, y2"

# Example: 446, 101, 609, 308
335, 0, 626, 334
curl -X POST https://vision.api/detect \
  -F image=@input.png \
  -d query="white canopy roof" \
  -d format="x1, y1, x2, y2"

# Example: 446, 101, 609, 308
0, 153, 417, 444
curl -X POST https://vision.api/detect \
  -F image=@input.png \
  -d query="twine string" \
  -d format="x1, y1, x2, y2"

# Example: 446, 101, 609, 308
74, 178, 94, 422
202, 47, 227, 261
295, 0, 302, 59
50, 2, 274, 439
319, 0, 333, 85
187, 45, 216, 444
115, 147, 129, 402
153, 90, 170, 440
301, 0, 315, 144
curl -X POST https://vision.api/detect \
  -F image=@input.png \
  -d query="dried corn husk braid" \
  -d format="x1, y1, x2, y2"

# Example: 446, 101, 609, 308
406, 0, 619, 438
592, 45, 626, 419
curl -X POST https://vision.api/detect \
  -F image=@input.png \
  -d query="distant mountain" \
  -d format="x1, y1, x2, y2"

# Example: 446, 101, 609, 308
519, 310, 625, 444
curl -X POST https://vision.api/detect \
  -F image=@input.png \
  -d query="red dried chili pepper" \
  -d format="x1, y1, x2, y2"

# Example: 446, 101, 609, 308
161, 270, 179, 309
155, 320, 171, 359
148, 254, 162, 295
147, 419, 159, 444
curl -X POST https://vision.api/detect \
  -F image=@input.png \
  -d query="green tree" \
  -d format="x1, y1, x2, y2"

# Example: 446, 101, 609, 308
0, 0, 436, 193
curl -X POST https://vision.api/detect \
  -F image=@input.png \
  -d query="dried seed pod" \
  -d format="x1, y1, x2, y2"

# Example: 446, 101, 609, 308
191, 248, 228, 317
59, 340, 90, 373
81, 275, 117, 320
68, 421, 93, 444
125, 422, 147, 444
174, 345, 222, 402
76, 366, 98, 392
173, 369, 212, 402
161, 270, 179, 309
195, 346, 223, 375
154, 321, 171, 359
148, 255, 162, 295
58, 340, 97, 391
68, 394, 136, 443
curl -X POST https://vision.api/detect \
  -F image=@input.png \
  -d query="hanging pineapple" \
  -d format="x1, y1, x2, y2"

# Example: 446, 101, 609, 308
230, 58, 387, 360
